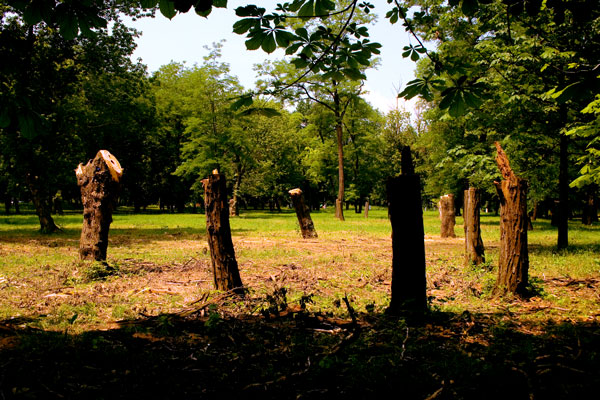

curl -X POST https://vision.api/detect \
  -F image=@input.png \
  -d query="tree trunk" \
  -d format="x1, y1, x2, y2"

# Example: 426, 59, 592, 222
231, 163, 242, 217
289, 188, 318, 239
364, 200, 369, 218
531, 201, 539, 221
463, 188, 485, 266
582, 188, 598, 225
387, 146, 427, 314
203, 172, 244, 294
335, 120, 345, 221
26, 174, 58, 233
439, 194, 456, 238
229, 199, 237, 217
76, 150, 123, 261
557, 132, 569, 248
493, 142, 529, 297
4, 198, 10, 215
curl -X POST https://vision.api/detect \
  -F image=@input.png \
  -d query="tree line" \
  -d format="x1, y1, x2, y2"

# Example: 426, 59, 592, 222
1, 0, 597, 244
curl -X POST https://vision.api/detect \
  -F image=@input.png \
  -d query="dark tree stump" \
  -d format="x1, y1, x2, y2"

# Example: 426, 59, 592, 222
387, 146, 427, 314
204, 172, 244, 294
439, 194, 456, 238
76, 150, 122, 261
289, 188, 318, 239
493, 142, 529, 296
463, 188, 485, 266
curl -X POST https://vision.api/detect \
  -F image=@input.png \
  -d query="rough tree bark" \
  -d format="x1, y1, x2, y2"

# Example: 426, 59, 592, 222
439, 194, 456, 238
76, 150, 123, 261
289, 188, 318, 239
204, 171, 244, 294
463, 188, 485, 266
387, 146, 427, 314
493, 142, 529, 296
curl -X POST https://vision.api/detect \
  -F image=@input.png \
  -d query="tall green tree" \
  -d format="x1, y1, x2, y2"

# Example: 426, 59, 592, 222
402, 0, 598, 249
1, 4, 156, 231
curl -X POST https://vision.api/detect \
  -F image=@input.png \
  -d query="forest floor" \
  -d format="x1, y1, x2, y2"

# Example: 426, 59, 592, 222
0, 207, 599, 398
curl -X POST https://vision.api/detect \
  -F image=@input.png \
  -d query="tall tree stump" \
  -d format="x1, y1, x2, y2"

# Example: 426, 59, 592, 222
439, 194, 456, 238
387, 147, 427, 314
463, 187, 485, 266
204, 172, 244, 293
289, 188, 318, 239
364, 200, 369, 218
76, 150, 123, 261
493, 142, 529, 296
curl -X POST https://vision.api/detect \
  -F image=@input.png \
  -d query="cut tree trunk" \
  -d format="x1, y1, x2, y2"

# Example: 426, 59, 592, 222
364, 200, 369, 218
289, 188, 318, 239
204, 172, 244, 294
493, 142, 529, 297
439, 194, 456, 238
76, 150, 123, 261
387, 146, 427, 314
463, 188, 485, 266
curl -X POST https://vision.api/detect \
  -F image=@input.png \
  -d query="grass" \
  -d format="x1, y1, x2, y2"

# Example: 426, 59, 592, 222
0, 205, 599, 398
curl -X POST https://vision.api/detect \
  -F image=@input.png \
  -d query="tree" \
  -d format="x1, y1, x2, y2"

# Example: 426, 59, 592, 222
403, 0, 597, 248
1, 4, 154, 231
249, 2, 380, 220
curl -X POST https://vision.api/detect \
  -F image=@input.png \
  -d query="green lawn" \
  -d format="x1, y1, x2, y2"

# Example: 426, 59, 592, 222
1, 206, 599, 398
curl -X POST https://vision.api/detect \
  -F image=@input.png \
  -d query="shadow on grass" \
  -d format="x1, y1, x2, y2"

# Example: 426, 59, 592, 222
1, 308, 598, 399
0, 226, 257, 247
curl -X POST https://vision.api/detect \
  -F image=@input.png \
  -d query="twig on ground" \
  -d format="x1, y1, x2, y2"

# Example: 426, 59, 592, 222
400, 326, 409, 360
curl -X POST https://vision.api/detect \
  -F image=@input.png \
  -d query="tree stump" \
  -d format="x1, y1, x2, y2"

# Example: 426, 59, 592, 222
204, 172, 244, 294
463, 187, 485, 266
76, 150, 123, 261
387, 146, 427, 314
439, 194, 456, 238
289, 188, 318, 239
229, 198, 237, 217
493, 142, 529, 296
364, 200, 369, 218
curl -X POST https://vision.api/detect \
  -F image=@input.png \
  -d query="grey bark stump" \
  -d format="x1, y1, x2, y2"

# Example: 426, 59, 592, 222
387, 146, 427, 314
204, 172, 244, 294
493, 142, 529, 296
439, 194, 456, 238
289, 188, 318, 239
76, 150, 123, 261
463, 187, 485, 266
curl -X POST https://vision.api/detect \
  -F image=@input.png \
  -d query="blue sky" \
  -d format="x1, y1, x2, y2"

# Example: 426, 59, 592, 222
125, 2, 419, 113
